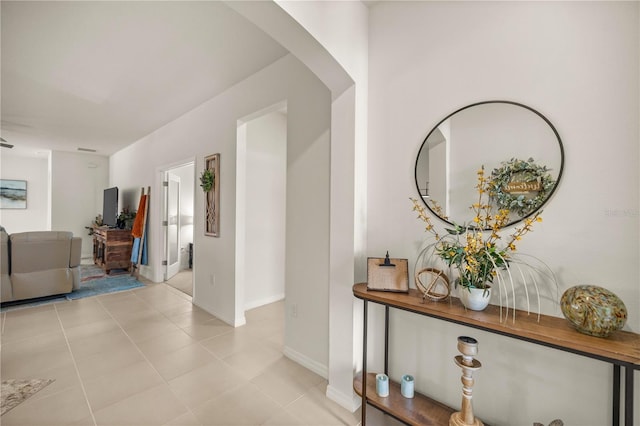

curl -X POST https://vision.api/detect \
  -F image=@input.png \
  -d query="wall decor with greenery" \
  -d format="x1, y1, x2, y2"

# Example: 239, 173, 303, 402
411, 165, 558, 318
203, 153, 220, 237
488, 157, 555, 218
200, 169, 214, 192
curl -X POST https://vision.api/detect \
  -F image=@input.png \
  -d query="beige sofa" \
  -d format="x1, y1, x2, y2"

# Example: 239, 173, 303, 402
1, 228, 82, 303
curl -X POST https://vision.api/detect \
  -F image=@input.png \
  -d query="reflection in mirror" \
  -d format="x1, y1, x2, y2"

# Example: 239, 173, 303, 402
415, 101, 564, 228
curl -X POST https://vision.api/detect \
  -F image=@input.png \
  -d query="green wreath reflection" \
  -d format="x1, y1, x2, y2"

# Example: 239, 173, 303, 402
488, 158, 555, 217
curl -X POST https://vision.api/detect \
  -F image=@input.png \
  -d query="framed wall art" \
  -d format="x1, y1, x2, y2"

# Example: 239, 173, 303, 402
0, 179, 27, 209
203, 154, 220, 237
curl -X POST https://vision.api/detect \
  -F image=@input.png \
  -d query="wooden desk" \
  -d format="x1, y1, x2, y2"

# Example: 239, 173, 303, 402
353, 283, 640, 426
93, 228, 133, 274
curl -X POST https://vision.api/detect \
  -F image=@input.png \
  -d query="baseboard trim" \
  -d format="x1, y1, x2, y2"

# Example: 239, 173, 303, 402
283, 346, 328, 379
233, 314, 247, 327
244, 293, 285, 311
191, 300, 244, 327
326, 384, 361, 412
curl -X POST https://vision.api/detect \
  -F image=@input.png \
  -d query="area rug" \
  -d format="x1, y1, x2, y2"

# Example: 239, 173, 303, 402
1, 379, 54, 415
1, 265, 145, 311
68, 265, 145, 300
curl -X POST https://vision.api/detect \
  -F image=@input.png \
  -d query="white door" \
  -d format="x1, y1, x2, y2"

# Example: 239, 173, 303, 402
165, 172, 181, 280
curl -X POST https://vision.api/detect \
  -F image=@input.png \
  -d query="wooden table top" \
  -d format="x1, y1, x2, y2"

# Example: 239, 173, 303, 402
353, 283, 640, 367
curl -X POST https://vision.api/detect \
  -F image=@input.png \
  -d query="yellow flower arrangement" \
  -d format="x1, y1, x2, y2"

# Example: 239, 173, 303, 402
411, 166, 542, 292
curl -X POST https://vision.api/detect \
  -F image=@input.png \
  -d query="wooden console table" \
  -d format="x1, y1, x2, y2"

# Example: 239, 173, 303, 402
93, 228, 133, 274
353, 283, 640, 426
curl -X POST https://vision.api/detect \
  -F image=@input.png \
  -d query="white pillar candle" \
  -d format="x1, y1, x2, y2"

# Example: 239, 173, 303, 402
375, 373, 389, 397
401, 374, 414, 398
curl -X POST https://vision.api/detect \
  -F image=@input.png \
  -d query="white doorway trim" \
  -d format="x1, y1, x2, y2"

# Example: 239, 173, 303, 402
155, 157, 196, 292
165, 171, 181, 281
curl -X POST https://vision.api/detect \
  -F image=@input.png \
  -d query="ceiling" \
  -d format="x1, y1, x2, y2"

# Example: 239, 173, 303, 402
1, 1, 289, 158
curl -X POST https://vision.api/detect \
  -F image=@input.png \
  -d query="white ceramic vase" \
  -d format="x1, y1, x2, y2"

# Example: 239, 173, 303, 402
459, 286, 492, 311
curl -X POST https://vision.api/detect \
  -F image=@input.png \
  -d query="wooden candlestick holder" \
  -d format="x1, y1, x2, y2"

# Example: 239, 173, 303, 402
449, 336, 483, 426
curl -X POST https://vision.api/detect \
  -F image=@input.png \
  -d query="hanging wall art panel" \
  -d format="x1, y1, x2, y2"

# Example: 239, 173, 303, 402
203, 154, 220, 237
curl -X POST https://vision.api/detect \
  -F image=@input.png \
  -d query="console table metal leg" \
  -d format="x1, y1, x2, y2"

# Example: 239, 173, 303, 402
384, 306, 389, 376
362, 300, 368, 426
624, 366, 633, 426
614, 364, 620, 426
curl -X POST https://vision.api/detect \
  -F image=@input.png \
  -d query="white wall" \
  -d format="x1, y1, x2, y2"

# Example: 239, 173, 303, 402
51, 151, 109, 258
223, 0, 369, 408
0, 150, 108, 257
110, 54, 331, 372
272, 0, 370, 410
368, 2, 639, 425
242, 111, 287, 310
0, 152, 49, 233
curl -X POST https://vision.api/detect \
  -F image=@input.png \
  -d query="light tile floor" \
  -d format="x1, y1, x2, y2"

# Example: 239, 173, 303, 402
165, 270, 193, 298
0, 282, 400, 425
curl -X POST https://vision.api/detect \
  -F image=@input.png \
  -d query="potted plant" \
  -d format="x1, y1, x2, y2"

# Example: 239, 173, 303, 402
200, 168, 214, 192
411, 166, 545, 313
117, 209, 137, 230
85, 214, 103, 235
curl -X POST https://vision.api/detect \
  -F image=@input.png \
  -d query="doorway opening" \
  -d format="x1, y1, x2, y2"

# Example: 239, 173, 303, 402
163, 161, 195, 297
236, 102, 287, 323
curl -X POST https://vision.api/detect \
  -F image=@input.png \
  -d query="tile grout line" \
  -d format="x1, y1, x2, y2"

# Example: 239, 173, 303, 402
129, 283, 235, 363
3, 289, 353, 425
129, 284, 293, 424
96, 287, 205, 425
54, 303, 98, 426
191, 303, 315, 425
96, 286, 315, 425
163, 271, 193, 300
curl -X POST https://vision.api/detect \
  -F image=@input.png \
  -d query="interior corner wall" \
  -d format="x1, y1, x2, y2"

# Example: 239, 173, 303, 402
0, 152, 49, 233
243, 111, 287, 310
367, 2, 639, 425
109, 54, 331, 371
51, 151, 109, 258
272, 0, 369, 410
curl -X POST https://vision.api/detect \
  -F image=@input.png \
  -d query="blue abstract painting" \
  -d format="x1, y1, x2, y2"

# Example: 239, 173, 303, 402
0, 179, 27, 209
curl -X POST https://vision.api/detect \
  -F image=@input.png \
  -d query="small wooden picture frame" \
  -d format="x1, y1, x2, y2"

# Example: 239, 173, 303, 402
367, 256, 409, 293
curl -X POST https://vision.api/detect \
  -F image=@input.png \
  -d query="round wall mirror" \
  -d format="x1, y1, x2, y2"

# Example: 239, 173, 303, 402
415, 100, 564, 228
